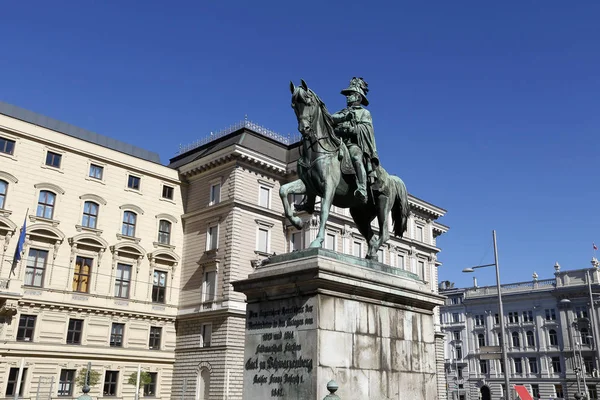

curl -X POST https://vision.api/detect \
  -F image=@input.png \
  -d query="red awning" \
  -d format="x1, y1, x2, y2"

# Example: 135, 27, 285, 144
514, 385, 533, 400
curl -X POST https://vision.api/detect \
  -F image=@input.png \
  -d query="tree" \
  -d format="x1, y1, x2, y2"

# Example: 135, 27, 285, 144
75, 368, 101, 388
127, 371, 153, 391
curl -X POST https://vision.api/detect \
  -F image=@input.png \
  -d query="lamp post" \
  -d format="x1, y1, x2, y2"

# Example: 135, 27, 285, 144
587, 261, 600, 371
462, 230, 511, 400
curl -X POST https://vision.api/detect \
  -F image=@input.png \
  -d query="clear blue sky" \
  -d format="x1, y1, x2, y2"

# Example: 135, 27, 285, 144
2, 1, 599, 288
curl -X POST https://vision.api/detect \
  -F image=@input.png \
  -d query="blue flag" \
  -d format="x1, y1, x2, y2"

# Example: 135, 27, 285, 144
11, 213, 27, 276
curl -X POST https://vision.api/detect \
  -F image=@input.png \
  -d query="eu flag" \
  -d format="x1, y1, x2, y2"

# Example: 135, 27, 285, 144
10, 213, 27, 276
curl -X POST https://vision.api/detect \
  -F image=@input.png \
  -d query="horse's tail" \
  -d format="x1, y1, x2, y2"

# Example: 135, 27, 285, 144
390, 175, 409, 238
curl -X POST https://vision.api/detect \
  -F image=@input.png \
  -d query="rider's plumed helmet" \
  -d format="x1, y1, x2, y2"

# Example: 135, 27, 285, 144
340, 77, 369, 106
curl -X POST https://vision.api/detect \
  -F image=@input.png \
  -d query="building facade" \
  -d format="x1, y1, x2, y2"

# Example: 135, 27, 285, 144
0, 102, 449, 399
0, 102, 184, 399
440, 264, 600, 400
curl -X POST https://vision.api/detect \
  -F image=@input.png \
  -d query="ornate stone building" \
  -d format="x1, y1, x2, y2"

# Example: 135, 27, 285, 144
0, 101, 449, 399
0, 102, 183, 399
440, 264, 600, 400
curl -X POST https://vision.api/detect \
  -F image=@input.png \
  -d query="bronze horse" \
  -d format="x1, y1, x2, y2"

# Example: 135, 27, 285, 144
279, 80, 409, 259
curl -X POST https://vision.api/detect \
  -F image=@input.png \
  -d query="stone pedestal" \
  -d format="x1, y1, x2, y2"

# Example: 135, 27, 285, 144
232, 248, 444, 400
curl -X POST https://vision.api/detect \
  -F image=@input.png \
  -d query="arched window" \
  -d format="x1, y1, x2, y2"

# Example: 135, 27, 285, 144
158, 220, 172, 245
498, 333, 502, 346
549, 329, 558, 346
37, 190, 56, 219
0, 180, 7, 209
478, 333, 485, 347
82, 201, 99, 229
122, 211, 137, 237
196, 368, 210, 400
512, 331, 520, 347
526, 330, 535, 347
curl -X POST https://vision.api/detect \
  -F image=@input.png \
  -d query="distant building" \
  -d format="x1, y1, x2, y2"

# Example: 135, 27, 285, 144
440, 264, 600, 400
0, 102, 183, 398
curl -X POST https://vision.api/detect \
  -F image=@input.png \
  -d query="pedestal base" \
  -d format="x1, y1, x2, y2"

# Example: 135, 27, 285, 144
233, 248, 444, 400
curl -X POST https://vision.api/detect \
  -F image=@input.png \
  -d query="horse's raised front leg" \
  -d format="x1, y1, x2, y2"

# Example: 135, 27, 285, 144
279, 179, 306, 230
309, 182, 336, 248
367, 194, 390, 259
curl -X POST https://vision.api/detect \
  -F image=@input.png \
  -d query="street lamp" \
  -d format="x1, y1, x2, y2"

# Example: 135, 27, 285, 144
560, 298, 587, 399
587, 260, 600, 370
462, 230, 511, 400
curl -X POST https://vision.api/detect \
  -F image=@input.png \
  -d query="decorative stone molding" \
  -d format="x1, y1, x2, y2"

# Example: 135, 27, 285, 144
34, 182, 66, 195
79, 193, 108, 205
119, 204, 145, 215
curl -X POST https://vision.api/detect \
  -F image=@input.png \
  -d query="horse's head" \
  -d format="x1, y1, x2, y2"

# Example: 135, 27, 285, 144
290, 79, 319, 136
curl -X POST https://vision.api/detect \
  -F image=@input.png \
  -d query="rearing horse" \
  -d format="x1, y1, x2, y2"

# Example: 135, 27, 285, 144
279, 80, 409, 259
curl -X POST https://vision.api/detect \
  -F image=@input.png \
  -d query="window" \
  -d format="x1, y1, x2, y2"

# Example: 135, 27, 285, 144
17, 314, 36, 341
202, 323, 212, 347
480, 360, 488, 374
585, 358, 595, 374
551, 356, 561, 373
45, 151, 62, 168
257, 227, 269, 253
89, 164, 103, 180
259, 186, 270, 208
456, 346, 462, 360
576, 306, 589, 319
58, 369, 76, 397
114, 264, 132, 298
529, 357, 538, 373
37, 190, 56, 219
514, 357, 523, 373
0, 137, 15, 155
555, 384, 564, 398
110, 323, 124, 347
531, 384, 539, 398
325, 233, 336, 251
5, 367, 27, 397
478, 333, 485, 347
291, 232, 303, 251
415, 225, 423, 242
66, 319, 83, 344
73, 256, 92, 293
103, 370, 119, 396
353, 241, 362, 257
377, 248, 384, 263
0, 180, 6, 209
397, 254, 405, 269
127, 175, 141, 190
526, 330, 535, 347
417, 260, 425, 278
122, 211, 137, 237
158, 220, 171, 245
82, 201, 99, 229
162, 185, 174, 200
512, 331, 520, 347
497, 333, 502, 346
25, 249, 48, 287
549, 329, 558, 346
207, 225, 218, 250
589, 385, 598, 400
456, 366, 463, 377
203, 271, 216, 302
453, 331, 460, 341
152, 270, 167, 303
452, 313, 460, 323
500, 359, 505, 373
582, 328, 593, 345
508, 312, 519, 324
143, 372, 157, 397
523, 310, 533, 322
451, 297, 459, 305
545, 308, 556, 321
149, 327, 162, 350
209, 183, 220, 205
475, 314, 485, 326
494, 313, 499, 324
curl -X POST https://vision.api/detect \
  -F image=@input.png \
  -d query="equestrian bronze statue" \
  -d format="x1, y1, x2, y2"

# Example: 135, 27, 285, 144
279, 78, 409, 259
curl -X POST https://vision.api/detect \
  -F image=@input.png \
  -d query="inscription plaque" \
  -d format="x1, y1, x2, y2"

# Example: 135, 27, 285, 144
244, 296, 317, 399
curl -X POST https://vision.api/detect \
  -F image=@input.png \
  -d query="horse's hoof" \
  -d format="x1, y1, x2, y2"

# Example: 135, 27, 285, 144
309, 239, 323, 248
291, 217, 303, 230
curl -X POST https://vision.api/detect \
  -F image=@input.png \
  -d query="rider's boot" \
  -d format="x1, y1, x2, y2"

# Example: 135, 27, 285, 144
354, 161, 368, 204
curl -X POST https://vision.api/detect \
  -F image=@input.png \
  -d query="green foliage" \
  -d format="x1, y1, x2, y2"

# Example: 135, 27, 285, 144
75, 369, 101, 388
127, 371, 153, 387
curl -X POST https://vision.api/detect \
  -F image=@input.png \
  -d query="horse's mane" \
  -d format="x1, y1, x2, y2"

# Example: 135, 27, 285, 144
292, 86, 341, 145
